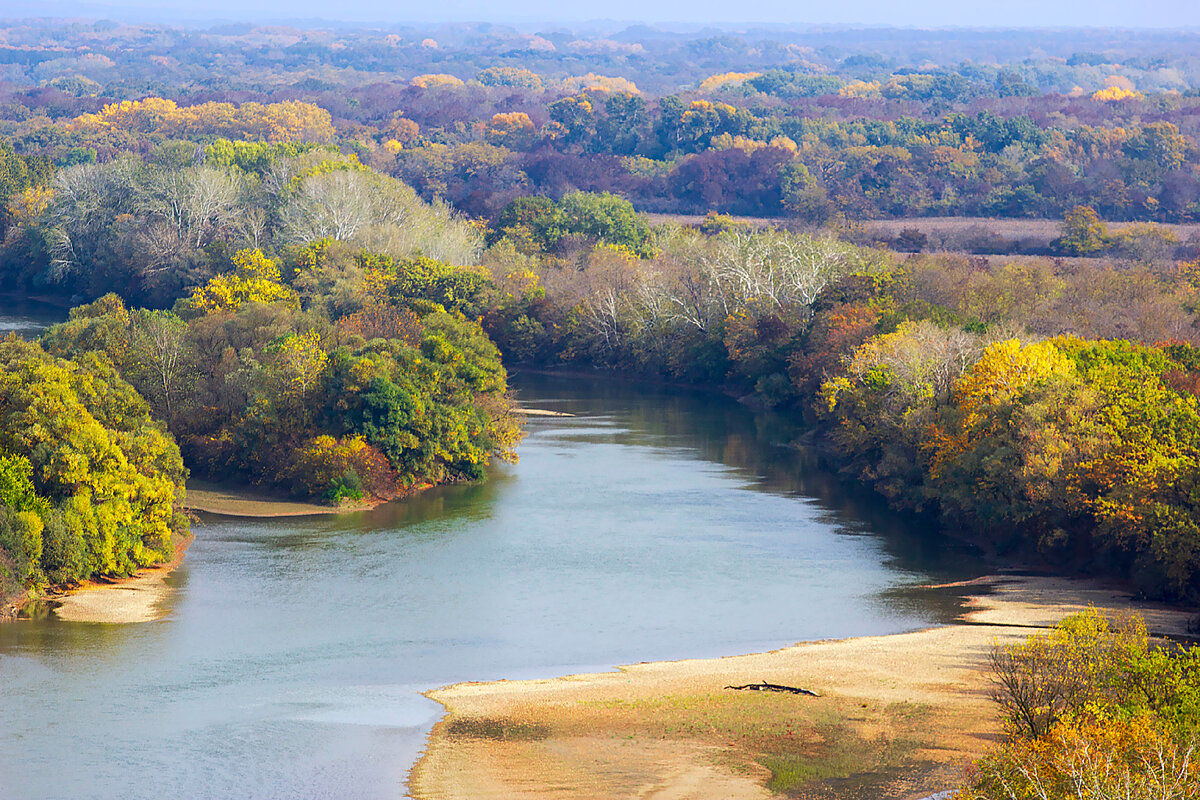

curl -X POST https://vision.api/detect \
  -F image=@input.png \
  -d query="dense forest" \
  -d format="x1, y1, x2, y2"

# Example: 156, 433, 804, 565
1, 21, 1200, 225
2, 17, 1200, 599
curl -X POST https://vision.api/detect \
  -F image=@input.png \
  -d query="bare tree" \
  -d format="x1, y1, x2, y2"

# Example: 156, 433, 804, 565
131, 310, 191, 424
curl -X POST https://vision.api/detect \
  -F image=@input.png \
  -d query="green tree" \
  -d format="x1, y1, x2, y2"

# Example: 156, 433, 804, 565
1056, 205, 1111, 255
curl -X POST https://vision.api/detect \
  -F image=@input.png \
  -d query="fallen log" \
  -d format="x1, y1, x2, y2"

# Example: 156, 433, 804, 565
724, 682, 821, 697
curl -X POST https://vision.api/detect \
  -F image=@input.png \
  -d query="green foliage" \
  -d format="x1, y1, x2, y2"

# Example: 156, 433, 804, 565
492, 192, 654, 257
384, 256, 494, 316
0, 454, 50, 515
42, 243, 521, 504
328, 310, 519, 487
493, 196, 567, 252
0, 338, 187, 593
203, 138, 338, 175
558, 192, 655, 257
962, 610, 1200, 800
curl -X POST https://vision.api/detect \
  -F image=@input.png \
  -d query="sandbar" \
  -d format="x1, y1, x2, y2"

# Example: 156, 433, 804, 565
50, 530, 193, 624
410, 574, 1196, 800
184, 479, 382, 517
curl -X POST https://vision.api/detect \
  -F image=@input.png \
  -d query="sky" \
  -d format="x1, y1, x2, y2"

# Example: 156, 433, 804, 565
6, 0, 1200, 28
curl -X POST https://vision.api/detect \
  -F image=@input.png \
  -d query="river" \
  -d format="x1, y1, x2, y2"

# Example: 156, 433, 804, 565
0, 350, 984, 798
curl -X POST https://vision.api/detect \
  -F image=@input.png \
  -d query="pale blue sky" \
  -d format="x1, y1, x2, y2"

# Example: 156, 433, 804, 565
8, 0, 1200, 28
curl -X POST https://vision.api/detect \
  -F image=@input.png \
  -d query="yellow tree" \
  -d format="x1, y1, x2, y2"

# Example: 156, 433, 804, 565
272, 329, 329, 399
187, 248, 299, 313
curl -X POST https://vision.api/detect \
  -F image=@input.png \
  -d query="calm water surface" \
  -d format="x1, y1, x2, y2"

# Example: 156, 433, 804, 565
0, 370, 984, 800
0, 295, 66, 339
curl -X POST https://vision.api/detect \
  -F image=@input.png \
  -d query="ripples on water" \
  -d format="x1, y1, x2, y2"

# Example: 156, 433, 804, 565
0, 370, 984, 800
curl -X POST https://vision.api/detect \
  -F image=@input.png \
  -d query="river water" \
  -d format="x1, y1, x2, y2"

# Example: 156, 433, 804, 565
0, 359, 984, 799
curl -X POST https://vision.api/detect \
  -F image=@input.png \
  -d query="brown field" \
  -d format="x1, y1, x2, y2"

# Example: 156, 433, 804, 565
643, 213, 1200, 256
862, 216, 1200, 241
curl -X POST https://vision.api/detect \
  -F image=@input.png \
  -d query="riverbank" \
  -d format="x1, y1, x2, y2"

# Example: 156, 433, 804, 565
184, 479, 389, 517
49, 529, 194, 624
409, 574, 1196, 800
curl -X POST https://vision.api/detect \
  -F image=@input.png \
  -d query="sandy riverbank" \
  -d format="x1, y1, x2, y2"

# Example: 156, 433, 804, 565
49, 530, 194, 624
183, 479, 387, 517
410, 574, 1196, 800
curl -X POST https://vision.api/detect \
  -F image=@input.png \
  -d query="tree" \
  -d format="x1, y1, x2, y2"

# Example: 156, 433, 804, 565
186, 248, 299, 314
131, 309, 191, 424
1057, 205, 1111, 255
961, 611, 1200, 800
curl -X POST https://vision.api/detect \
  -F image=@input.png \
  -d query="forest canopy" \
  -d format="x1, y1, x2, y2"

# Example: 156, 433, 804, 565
0, 336, 187, 600
3, 19, 1200, 610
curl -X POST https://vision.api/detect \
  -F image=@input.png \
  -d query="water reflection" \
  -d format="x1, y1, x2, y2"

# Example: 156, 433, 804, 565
510, 369, 984, 585
0, 295, 67, 339
0, 367, 985, 800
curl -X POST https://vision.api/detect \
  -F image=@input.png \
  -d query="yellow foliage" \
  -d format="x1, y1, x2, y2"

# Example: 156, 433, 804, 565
1178, 258, 1200, 288
839, 80, 882, 98
485, 112, 536, 146
286, 152, 368, 188
273, 329, 328, 397
1092, 85, 1143, 102
488, 112, 535, 134
6, 186, 53, 225
929, 339, 1074, 473
955, 339, 1074, 419
503, 269, 541, 300
410, 73, 464, 89
383, 139, 403, 155
71, 98, 334, 142
361, 267, 397, 304
698, 71, 762, 91
710, 133, 798, 155
560, 73, 640, 94
187, 249, 299, 314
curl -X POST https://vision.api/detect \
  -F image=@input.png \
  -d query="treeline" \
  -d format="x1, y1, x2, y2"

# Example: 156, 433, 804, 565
960, 610, 1199, 799
7, 91, 1200, 225
3, 20, 1197, 100
383, 100, 1200, 222
4, 21, 1200, 226
0, 137, 480, 305
473, 218, 1200, 600
0, 337, 188, 601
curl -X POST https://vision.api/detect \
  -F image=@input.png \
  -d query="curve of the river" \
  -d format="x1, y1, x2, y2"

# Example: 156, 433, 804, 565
0, 367, 984, 800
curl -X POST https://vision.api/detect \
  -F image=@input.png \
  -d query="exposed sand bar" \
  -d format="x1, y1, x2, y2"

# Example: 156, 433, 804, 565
184, 479, 380, 517
51, 531, 193, 624
410, 575, 1196, 800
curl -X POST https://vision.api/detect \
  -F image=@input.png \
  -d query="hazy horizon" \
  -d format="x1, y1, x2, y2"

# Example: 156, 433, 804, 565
3, 0, 1199, 30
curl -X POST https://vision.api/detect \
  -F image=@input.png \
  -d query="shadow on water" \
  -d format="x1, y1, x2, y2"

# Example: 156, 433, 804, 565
510, 369, 987, 610
0, 295, 68, 339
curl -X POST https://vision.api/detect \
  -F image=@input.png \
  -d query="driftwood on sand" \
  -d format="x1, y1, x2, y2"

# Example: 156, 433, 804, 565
724, 682, 821, 697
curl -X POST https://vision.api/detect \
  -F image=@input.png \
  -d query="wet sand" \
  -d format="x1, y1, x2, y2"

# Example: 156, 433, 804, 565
410, 574, 1195, 800
51, 531, 194, 624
